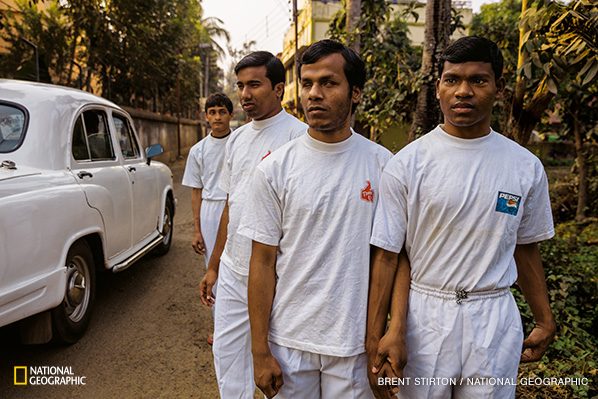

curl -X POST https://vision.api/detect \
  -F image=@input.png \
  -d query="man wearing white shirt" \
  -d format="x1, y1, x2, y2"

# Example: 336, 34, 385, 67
367, 36, 556, 399
240, 40, 391, 399
199, 51, 306, 398
182, 93, 233, 345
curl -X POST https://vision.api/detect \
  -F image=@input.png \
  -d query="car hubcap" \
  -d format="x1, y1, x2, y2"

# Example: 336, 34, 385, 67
162, 206, 172, 244
64, 255, 90, 322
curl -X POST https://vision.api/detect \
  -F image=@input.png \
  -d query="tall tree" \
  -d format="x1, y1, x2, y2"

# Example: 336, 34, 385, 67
470, 0, 521, 132
509, 0, 597, 145
409, 0, 452, 141
0, 0, 73, 83
0, 0, 229, 119
346, 0, 361, 52
329, 0, 420, 142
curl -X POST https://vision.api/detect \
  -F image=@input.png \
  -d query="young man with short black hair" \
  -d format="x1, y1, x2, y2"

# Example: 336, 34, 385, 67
240, 39, 391, 398
182, 92, 233, 345
199, 51, 306, 398
367, 36, 555, 399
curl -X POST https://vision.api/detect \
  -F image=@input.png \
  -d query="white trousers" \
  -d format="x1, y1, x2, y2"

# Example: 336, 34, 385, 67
213, 264, 255, 399
398, 285, 523, 399
270, 342, 374, 399
200, 198, 226, 267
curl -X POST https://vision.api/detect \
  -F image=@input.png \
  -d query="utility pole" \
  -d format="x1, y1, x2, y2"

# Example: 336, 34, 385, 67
293, 0, 300, 116
204, 52, 210, 98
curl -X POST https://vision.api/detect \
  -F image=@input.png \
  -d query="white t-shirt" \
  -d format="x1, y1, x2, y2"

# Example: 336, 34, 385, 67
238, 132, 392, 357
370, 126, 554, 292
220, 109, 307, 276
181, 132, 230, 201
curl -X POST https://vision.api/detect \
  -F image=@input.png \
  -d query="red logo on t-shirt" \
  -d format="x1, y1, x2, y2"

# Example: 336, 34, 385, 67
361, 180, 374, 202
261, 150, 272, 161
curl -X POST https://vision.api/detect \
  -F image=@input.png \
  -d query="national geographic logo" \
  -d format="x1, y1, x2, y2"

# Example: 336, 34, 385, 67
13, 365, 86, 386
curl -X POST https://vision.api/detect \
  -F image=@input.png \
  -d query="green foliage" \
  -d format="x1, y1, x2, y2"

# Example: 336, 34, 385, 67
513, 222, 598, 398
0, 0, 228, 118
328, 0, 419, 139
519, 0, 597, 95
0, 0, 72, 83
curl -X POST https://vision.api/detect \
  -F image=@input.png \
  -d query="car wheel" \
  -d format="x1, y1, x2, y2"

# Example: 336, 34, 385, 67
153, 196, 174, 256
51, 240, 95, 344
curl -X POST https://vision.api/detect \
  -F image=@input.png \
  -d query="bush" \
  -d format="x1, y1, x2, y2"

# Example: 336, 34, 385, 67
513, 222, 598, 398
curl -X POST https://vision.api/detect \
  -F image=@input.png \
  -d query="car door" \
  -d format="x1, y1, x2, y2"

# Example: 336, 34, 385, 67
70, 108, 133, 258
111, 111, 159, 246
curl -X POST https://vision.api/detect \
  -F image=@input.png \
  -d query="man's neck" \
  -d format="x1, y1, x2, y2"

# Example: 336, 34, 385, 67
211, 128, 231, 138
308, 125, 352, 144
441, 123, 491, 139
253, 105, 283, 121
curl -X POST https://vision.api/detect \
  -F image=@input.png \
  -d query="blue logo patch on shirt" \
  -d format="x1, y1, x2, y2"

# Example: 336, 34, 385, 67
495, 192, 521, 216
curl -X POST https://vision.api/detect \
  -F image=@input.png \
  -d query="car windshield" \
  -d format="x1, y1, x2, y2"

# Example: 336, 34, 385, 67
0, 103, 27, 153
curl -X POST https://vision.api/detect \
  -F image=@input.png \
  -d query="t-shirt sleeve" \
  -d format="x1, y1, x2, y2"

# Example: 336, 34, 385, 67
181, 145, 203, 189
219, 139, 232, 194
370, 163, 408, 253
517, 163, 555, 244
237, 167, 282, 246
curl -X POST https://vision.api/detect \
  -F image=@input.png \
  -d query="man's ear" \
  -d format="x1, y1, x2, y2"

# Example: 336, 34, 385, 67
352, 86, 362, 105
496, 76, 506, 98
435, 78, 441, 100
274, 82, 285, 99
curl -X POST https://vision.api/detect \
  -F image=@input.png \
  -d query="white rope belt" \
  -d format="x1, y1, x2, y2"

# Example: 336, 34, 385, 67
410, 281, 510, 304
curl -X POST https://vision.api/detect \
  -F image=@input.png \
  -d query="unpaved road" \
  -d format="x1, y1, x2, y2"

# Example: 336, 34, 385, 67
0, 160, 226, 398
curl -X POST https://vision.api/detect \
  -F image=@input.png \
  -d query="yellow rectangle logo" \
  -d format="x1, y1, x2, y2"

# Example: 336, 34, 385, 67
14, 366, 27, 385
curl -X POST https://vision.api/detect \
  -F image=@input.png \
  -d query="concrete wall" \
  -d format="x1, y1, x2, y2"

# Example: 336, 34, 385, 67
123, 107, 206, 164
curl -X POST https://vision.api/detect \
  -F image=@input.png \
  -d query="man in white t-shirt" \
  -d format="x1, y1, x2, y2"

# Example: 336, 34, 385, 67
239, 40, 391, 399
198, 51, 306, 398
182, 93, 233, 345
367, 36, 556, 399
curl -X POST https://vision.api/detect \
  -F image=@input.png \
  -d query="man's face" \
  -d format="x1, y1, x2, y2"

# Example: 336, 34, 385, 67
436, 61, 503, 137
205, 105, 232, 135
300, 53, 360, 134
236, 66, 283, 121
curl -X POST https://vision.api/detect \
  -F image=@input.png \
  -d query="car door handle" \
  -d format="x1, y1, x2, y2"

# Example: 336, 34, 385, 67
77, 171, 93, 179
128, 166, 136, 172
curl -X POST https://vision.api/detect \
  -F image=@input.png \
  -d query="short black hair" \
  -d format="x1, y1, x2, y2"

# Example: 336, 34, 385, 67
234, 51, 285, 89
439, 36, 504, 80
299, 39, 366, 113
205, 92, 233, 114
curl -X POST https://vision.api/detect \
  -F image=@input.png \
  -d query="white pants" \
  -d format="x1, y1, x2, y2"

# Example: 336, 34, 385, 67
213, 264, 255, 398
398, 284, 523, 399
270, 342, 374, 399
200, 198, 226, 267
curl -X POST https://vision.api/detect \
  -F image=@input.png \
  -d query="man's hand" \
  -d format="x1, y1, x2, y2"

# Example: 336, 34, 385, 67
367, 332, 408, 398
192, 232, 206, 255
199, 268, 217, 307
253, 352, 283, 399
521, 322, 556, 362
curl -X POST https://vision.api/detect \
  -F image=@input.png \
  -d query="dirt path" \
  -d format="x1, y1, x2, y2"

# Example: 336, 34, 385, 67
0, 160, 225, 398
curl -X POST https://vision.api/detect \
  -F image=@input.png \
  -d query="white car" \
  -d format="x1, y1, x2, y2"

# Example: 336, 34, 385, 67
0, 80, 175, 344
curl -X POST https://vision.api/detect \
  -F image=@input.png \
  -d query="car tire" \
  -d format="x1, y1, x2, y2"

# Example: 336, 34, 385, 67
51, 240, 96, 344
153, 196, 174, 256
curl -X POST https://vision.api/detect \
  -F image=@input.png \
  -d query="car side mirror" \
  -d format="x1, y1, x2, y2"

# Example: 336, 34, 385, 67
145, 144, 164, 165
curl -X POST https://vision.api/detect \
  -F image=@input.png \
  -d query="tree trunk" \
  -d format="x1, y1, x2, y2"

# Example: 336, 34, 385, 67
508, 76, 554, 145
573, 111, 588, 221
346, 0, 361, 53
409, 0, 451, 141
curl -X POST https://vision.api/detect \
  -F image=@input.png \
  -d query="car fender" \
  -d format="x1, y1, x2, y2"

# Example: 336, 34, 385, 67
0, 183, 105, 328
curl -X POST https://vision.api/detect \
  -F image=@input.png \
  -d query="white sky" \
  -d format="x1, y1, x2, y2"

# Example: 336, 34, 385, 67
202, 0, 501, 61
